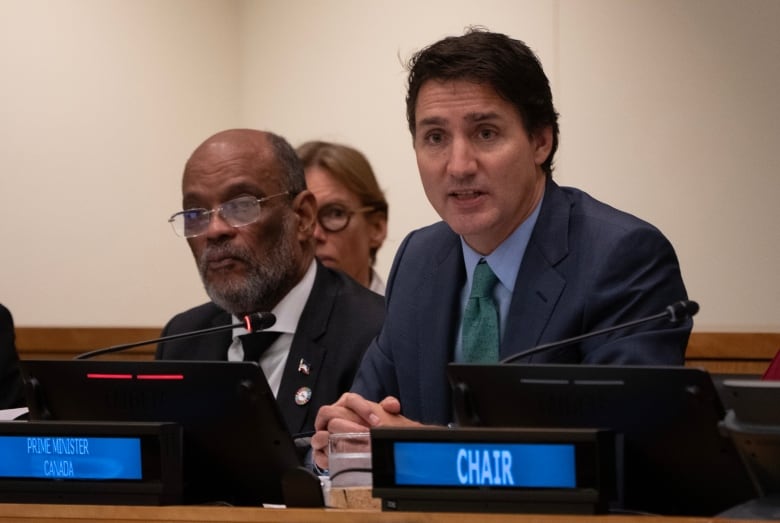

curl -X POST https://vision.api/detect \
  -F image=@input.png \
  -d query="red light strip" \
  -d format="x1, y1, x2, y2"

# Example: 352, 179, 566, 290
86, 373, 133, 380
136, 374, 184, 380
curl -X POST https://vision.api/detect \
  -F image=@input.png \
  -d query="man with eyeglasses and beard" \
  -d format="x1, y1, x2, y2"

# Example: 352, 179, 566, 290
156, 129, 385, 442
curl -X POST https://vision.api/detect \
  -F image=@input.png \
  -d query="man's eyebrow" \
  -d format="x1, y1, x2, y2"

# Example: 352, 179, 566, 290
416, 116, 447, 128
465, 111, 502, 123
225, 182, 264, 196
417, 112, 502, 128
181, 194, 205, 209
181, 182, 262, 209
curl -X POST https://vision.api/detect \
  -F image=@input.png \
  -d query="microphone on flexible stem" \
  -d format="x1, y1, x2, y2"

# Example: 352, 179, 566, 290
73, 312, 276, 360
500, 300, 699, 365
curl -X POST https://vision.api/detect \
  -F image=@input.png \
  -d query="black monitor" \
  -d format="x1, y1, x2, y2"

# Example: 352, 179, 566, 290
447, 363, 756, 516
19, 359, 321, 507
717, 379, 780, 519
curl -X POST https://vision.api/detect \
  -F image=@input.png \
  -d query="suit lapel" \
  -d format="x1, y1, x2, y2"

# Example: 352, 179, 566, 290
416, 232, 464, 423
194, 309, 233, 360
502, 180, 570, 358
275, 263, 332, 435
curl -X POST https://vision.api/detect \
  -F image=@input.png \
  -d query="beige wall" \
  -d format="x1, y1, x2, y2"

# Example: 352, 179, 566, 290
1, 0, 778, 332
0, 0, 241, 325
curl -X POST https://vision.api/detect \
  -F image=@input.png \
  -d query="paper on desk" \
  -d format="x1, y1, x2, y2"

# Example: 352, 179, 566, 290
0, 407, 28, 420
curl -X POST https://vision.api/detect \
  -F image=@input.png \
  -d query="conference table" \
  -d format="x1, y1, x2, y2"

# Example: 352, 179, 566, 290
9, 331, 776, 522
0, 503, 768, 523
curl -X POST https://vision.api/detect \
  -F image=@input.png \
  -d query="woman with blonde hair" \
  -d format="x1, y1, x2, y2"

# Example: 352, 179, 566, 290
297, 141, 388, 294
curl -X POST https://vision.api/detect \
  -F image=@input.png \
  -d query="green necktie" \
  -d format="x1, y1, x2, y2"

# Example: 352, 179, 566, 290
461, 260, 500, 363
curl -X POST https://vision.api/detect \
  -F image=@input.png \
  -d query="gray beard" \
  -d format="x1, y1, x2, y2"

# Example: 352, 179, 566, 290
197, 223, 299, 316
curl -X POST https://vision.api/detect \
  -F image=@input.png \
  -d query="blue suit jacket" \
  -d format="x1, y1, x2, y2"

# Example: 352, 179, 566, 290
156, 262, 384, 436
352, 180, 690, 425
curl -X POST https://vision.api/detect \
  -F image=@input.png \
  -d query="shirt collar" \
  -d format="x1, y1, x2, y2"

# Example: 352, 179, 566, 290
368, 268, 386, 296
461, 188, 544, 293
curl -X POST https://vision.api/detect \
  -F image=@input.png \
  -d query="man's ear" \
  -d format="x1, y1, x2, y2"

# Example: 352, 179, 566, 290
292, 190, 317, 240
532, 126, 554, 166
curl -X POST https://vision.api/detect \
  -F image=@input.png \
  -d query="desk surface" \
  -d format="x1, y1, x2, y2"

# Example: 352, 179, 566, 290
0, 504, 766, 523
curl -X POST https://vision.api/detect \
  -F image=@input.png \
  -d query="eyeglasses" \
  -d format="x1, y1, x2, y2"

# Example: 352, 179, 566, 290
168, 192, 289, 238
317, 203, 376, 233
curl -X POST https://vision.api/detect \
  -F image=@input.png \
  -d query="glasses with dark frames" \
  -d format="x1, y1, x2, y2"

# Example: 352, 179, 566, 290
316, 203, 376, 233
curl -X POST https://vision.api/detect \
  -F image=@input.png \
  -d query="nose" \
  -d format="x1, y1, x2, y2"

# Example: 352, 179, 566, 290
204, 209, 237, 240
312, 220, 328, 243
446, 136, 477, 179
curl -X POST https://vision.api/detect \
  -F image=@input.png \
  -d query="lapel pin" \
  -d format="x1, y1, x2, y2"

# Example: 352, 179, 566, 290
297, 358, 311, 375
294, 386, 312, 406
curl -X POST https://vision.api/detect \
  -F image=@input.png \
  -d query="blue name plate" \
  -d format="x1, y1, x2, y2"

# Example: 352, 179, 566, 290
394, 441, 575, 488
0, 435, 142, 480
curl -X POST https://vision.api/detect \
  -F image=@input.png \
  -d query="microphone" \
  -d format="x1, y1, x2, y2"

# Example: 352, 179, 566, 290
500, 300, 698, 364
73, 312, 276, 360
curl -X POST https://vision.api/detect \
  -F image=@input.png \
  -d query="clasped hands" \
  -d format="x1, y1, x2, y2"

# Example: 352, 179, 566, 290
312, 392, 422, 471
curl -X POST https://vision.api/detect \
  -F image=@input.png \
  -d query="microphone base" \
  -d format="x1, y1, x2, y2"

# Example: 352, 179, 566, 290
718, 496, 780, 520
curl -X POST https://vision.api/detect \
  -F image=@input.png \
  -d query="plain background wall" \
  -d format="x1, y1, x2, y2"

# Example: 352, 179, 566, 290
1, 0, 778, 332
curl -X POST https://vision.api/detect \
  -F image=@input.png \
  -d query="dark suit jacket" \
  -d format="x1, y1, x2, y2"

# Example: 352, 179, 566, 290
352, 180, 691, 425
0, 303, 25, 410
156, 262, 385, 436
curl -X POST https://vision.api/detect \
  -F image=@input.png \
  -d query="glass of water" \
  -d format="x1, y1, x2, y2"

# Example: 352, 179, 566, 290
328, 432, 372, 487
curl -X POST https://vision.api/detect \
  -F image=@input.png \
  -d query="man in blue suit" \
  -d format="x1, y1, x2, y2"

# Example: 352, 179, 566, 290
312, 29, 690, 468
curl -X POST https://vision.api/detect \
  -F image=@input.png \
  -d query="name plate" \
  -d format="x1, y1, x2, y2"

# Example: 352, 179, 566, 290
394, 441, 577, 488
371, 426, 615, 514
0, 420, 182, 505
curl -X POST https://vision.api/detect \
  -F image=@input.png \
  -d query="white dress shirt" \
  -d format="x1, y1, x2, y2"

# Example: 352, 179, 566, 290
226, 259, 317, 397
